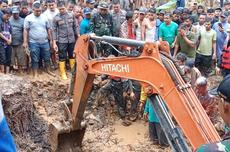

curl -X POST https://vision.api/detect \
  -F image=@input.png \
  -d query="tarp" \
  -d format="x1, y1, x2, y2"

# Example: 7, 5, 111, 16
156, 0, 177, 12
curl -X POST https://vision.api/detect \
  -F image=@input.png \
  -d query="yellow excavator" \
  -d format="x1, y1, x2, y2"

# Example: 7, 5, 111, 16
50, 35, 220, 152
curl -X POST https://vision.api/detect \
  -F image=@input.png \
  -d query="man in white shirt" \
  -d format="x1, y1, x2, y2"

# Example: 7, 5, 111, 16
43, 0, 59, 69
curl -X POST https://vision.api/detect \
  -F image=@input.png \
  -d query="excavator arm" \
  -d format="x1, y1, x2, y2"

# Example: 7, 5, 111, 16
52, 35, 220, 152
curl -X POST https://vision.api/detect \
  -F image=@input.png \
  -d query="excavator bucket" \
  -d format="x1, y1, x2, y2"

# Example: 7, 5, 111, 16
48, 35, 95, 152
49, 122, 86, 152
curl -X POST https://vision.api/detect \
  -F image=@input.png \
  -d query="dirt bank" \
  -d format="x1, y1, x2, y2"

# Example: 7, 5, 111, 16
0, 74, 170, 152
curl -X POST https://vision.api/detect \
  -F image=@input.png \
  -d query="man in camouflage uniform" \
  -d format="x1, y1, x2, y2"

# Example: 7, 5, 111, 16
90, 1, 113, 57
53, 1, 78, 80
196, 75, 230, 152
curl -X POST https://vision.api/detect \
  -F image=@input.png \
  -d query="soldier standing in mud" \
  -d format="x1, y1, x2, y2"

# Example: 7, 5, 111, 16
90, 1, 114, 57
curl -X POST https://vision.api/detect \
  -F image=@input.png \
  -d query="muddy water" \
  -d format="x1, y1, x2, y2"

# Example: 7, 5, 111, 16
113, 120, 148, 145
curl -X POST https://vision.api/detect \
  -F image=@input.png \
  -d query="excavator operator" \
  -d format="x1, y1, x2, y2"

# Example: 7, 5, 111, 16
196, 75, 230, 152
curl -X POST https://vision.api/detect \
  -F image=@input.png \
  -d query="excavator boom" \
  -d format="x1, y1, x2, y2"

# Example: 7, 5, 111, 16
53, 35, 220, 151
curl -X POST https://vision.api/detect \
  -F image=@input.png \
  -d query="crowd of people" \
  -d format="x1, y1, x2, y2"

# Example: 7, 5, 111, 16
0, 0, 230, 150
0, 0, 229, 78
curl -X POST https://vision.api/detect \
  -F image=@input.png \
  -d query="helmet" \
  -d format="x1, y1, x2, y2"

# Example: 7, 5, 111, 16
98, 1, 108, 9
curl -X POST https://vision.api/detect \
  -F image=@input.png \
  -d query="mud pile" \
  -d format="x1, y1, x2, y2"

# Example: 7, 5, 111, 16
82, 106, 171, 152
0, 74, 69, 152
0, 74, 170, 152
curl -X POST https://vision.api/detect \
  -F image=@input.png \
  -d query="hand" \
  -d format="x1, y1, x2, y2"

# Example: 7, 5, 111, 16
50, 41, 53, 48
215, 66, 221, 75
173, 53, 177, 59
143, 112, 148, 120
130, 92, 136, 101
23, 42, 28, 49
53, 43, 58, 52
89, 33, 96, 37
6, 40, 11, 45
218, 26, 224, 32
171, 42, 175, 48
180, 30, 186, 38
212, 53, 217, 60
138, 102, 144, 112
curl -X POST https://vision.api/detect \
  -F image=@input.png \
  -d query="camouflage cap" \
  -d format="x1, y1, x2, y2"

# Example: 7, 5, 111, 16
139, 7, 147, 14
98, 1, 108, 9
11, 5, 20, 13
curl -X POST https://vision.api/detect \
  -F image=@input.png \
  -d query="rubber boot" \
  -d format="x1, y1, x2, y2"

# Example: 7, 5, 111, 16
59, 61, 67, 80
69, 59, 75, 70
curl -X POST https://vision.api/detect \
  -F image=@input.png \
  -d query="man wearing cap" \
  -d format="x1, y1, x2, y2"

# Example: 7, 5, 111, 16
90, 1, 113, 57
196, 75, 230, 152
133, 7, 147, 41
23, 1, 54, 78
53, 1, 78, 80
80, 7, 91, 35
9, 6, 26, 73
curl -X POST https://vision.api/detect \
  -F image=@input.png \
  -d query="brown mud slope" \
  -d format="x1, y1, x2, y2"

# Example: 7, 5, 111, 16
0, 74, 69, 152
0, 74, 170, 152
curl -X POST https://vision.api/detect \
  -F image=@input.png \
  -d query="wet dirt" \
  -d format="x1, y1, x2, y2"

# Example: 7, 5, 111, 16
82, 107, 171, 152
0, 73, 69, 152
0, 73, 223, 152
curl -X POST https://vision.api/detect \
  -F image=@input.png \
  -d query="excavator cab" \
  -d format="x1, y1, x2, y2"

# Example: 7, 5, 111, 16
50, 35, 220, 152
